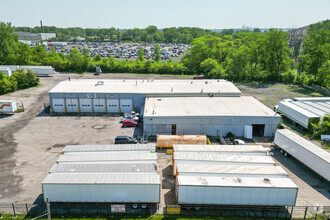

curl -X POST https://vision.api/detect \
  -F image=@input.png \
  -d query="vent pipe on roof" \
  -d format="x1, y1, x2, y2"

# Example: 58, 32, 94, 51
136, 81, 137, 85
201, 89, 203, 93
191, 81, 193, 84
171, 87, 173, 92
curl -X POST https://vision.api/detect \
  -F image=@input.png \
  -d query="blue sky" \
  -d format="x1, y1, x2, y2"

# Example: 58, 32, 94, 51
0, 0, 329, 29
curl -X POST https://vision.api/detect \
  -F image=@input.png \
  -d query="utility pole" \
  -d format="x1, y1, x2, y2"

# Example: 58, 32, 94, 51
46, 198, 51, 220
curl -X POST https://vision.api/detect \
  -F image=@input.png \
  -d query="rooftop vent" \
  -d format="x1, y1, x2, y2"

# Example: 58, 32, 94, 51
263, 178, 270, 183
201, 89, 203, 93
95, 81, 104, 86
157, 99, 162, 101
205, 81, 208, 84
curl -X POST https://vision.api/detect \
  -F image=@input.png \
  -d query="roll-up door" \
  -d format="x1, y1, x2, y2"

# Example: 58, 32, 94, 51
93, 99, 106, 113
52, 99, 65, 112
120, 99, 132, 113
65, 99, 79, 112
107, 99, 119, 113
79, 99, 92, 113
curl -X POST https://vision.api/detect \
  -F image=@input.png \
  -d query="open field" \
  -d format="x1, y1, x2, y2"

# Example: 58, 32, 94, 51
0, 73, 329, 215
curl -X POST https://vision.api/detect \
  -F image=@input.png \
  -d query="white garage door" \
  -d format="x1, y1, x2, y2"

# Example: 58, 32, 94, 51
93, 99, 106, 113
52, 98, 65, 112
79, 98, 92, 113
107, 99, 119, 113
120, 99, 132, 113
66, 99, 79, 112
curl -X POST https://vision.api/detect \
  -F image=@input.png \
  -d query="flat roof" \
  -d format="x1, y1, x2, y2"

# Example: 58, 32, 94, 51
63, 144, 156, 153
48, 79, 241, 96
177, 176, 297, 188
173, 145, 269, 153
57, 152, 157, 163
173, 152, 275, 164
144, 96, 280, 117
279, 98, 330, 118
176, 164, 287, 175
43, 173, 160, 185
276, 129, 330, 162
49, 163, 158, 173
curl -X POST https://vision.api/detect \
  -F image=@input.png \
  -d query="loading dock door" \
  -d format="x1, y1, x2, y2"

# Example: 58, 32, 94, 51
107, 99, 119, 113
66, 99, 79, 112
120, 99, 132, 113
172, 124, 176, 135
93, 99, 106, 113
79, 98, 92, 112
252, 124, 265, 137
52, 99, 65, 112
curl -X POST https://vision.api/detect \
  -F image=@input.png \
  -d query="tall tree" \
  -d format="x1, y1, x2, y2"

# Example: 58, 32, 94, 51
137, 47, 144, 62
153, 44, 161, 62
0, 22, 18, 64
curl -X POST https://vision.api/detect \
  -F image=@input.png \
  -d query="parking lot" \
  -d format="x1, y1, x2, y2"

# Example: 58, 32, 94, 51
0, 73, 329, 209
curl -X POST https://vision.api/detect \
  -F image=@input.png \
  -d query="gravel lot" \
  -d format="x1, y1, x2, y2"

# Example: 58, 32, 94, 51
0, 73, 329, 209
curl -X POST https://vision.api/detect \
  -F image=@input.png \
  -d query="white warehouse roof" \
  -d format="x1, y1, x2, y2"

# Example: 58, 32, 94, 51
62, 144, 156, 153
48, 79, 241, 96
173, 145, 269, 153
177, 176, 297, 188
144, 96, 279, 117
43, 173, 160, 185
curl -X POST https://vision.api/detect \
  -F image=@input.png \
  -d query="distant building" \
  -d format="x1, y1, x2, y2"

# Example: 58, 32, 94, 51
16, 32, 56, 41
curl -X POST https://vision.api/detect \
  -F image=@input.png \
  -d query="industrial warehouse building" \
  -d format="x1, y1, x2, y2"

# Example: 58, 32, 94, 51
144, 97, 281, 137
277, 97, 330, 129
48, 79, 241, 113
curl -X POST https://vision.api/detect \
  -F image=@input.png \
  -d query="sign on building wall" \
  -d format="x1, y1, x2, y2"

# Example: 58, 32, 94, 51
111, 205, 125, 213
166, 205, 181, 214
87, 93, 96, 98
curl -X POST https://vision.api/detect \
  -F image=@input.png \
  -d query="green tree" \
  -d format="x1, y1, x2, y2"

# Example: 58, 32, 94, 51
0, 22, 18, 64
153, 44, 161, 62
137, 47, 144, 62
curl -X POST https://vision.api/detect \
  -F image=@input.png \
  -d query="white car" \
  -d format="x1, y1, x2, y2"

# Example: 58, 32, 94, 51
234, 139, 246, 145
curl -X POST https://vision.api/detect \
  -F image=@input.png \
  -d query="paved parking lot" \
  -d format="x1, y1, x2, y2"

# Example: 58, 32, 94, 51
0, 73, 329, 209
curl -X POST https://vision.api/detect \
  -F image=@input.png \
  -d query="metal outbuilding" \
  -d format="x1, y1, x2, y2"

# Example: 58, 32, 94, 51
173, 144, 270, 156
144, 96, 281, 137
176, 176, 298, 206
42, 173, 160, 203
62, 144, 156, 154
49, 163, 158, 174
0, 100, 17, 113
176, 164, 288, 178
277, 97, 330, 129
48, 79, 241, 113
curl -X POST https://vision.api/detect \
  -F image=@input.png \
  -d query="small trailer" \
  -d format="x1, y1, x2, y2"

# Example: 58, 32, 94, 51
0, 100, 17, 113
20, 65, 55, 77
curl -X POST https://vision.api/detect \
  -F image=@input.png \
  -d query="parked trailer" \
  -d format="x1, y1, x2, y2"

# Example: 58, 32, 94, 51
42, 173, 160, 204
57, 152, 157, 164
172, 152, 276, 176
173, 144, 270, 156
0, 65, 19, 71
274, 129, 330, 182
0, 68, 12, 76
49, 163, 159, 174
176, 164, 288, 178
176, 176, 298, 206
20, 66, 55, 76
62, 144, 156, 154
0, 100, 17, 113
157, 135, 207, 149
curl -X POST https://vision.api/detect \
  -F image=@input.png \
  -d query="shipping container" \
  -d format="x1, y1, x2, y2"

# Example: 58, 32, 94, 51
42, 173, 160, 203
157, 135, 207, 149
49, 163, 158, 174
274, 129, 330, 182
62, 144, 156, 154
173, 144, 270, 156
57, 152, 157, 164
176, 176, 298, 206
176, 164, 288, 178
172, 152, 276, 176
0, 100, 17, 113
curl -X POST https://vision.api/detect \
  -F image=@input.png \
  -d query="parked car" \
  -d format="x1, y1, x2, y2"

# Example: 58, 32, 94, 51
114, 136, 137, 144
234, 139, 246, 145
122, 119, 138, 127
120, 116, 134, 123
123, 112, 140, 121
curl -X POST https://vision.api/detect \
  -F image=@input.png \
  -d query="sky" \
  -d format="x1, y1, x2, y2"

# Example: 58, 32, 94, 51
0, 0, 329, 29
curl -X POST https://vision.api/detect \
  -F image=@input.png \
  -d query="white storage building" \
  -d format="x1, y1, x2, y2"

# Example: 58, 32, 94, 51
277, 97, 330, 129
48, 79, 241, 113
62, 144, 156, 154
144, 96, 281, 137
176, 164, 288, 178
176, 176, 298, 206
0, 68, 12, 76
0, 100, 17, 113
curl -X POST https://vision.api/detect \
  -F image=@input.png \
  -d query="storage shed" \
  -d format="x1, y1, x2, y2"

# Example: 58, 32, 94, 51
277, 97, 330, 129
176, 176, 298, 206
48, 79, 241, 113
62, 144, 156, 154
144, 96, 281, 137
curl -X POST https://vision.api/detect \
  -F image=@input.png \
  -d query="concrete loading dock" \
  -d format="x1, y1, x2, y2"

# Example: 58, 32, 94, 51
176, 176, 298, 206
143, 96, 281, 137
42, 173, 160, 203
49, 163, 159, 175
277, 97, 330, 129
62, 144, 156, 154
48, 79, 241, 113
173, 144, 270, 156
57, 152, 158, 164
176, 164, 288, 178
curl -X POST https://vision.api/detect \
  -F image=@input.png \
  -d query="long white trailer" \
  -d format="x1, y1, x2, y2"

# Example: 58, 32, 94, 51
176, 176, 298, 206
43, 173, 160, 203
274, 129, 330, 182
0, 100, 17, 113
0, 68, 12, 76
62, 144, 156, 154
20, 65, 55, 76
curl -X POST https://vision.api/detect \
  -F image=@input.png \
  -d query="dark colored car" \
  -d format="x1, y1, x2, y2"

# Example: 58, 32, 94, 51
114, 136, 137, 144
122, 119, 138, 127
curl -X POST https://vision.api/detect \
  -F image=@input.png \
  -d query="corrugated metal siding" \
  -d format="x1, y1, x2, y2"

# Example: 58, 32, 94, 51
63, 144, 156, 153
173, 145, 269, 153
